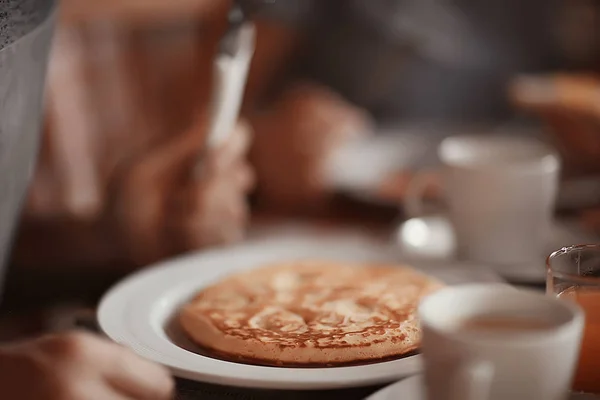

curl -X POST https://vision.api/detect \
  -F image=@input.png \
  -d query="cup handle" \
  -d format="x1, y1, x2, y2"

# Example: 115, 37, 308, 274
404, 170, 437, 218
450, 359, 494, 400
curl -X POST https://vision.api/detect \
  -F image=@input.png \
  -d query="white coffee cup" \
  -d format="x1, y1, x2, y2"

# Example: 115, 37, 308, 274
406, 135, 560, 266
419, 284, 584, 400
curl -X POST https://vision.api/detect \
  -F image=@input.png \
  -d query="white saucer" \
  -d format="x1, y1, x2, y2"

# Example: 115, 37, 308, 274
396, 217, 597, 284
366, 375, 600, 400
98, 233, 502, 390
366, 375, 424, 400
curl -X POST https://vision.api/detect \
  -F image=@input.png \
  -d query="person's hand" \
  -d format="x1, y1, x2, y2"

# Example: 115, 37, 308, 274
168, 119, 255, 250
116, 116, 254, 266
0, 332, 174, 400
250, 83, 372, 211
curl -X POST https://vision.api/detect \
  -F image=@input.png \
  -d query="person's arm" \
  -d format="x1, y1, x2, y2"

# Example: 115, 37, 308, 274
250, 83, 373, 211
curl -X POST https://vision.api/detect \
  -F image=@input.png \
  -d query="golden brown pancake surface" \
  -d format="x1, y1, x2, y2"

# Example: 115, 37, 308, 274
179, 260, 444, 366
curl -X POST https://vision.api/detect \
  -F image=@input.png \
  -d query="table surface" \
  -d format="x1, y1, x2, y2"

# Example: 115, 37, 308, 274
0, 206, 593, 398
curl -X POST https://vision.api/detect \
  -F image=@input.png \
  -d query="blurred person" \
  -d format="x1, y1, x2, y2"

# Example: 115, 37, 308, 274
0, 0, 302, 395
13, 0, 372, 266
15, 0, 255, 268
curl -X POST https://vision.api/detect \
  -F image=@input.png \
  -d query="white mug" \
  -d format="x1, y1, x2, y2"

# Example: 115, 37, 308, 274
419, 284, 584, 400
406, 135, 561, 266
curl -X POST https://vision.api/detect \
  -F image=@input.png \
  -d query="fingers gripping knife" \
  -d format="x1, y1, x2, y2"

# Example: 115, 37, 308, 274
194, 0, 267, 176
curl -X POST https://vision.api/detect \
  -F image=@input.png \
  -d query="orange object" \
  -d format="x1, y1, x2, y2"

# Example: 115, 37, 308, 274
558, 287, 600, 393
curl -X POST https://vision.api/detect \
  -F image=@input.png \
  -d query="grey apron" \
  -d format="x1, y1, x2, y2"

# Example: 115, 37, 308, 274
0, 0, 55, 297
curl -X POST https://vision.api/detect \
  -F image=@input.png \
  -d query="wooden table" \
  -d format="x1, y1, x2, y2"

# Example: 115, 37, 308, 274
0, 198, 576, 398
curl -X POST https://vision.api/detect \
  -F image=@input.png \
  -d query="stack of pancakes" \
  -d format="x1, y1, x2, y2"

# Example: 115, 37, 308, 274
180, 261, 443, 366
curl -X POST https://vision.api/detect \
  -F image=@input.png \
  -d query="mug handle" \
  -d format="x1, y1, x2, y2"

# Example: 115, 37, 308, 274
449, 359, 494, 400
404, 170, 439, 218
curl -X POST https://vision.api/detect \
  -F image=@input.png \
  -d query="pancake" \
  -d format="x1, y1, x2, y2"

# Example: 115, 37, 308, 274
179, 260, 444, 366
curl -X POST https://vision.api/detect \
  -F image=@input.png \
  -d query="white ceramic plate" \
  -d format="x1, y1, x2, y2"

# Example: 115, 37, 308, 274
98, 235, 502, 390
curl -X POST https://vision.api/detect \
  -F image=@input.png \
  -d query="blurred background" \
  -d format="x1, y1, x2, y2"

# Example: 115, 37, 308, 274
1, 0, 600, 340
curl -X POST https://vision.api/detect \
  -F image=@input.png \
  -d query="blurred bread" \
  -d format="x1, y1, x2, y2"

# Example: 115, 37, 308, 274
510, 74, 600, 116
510, 73, 600, 176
